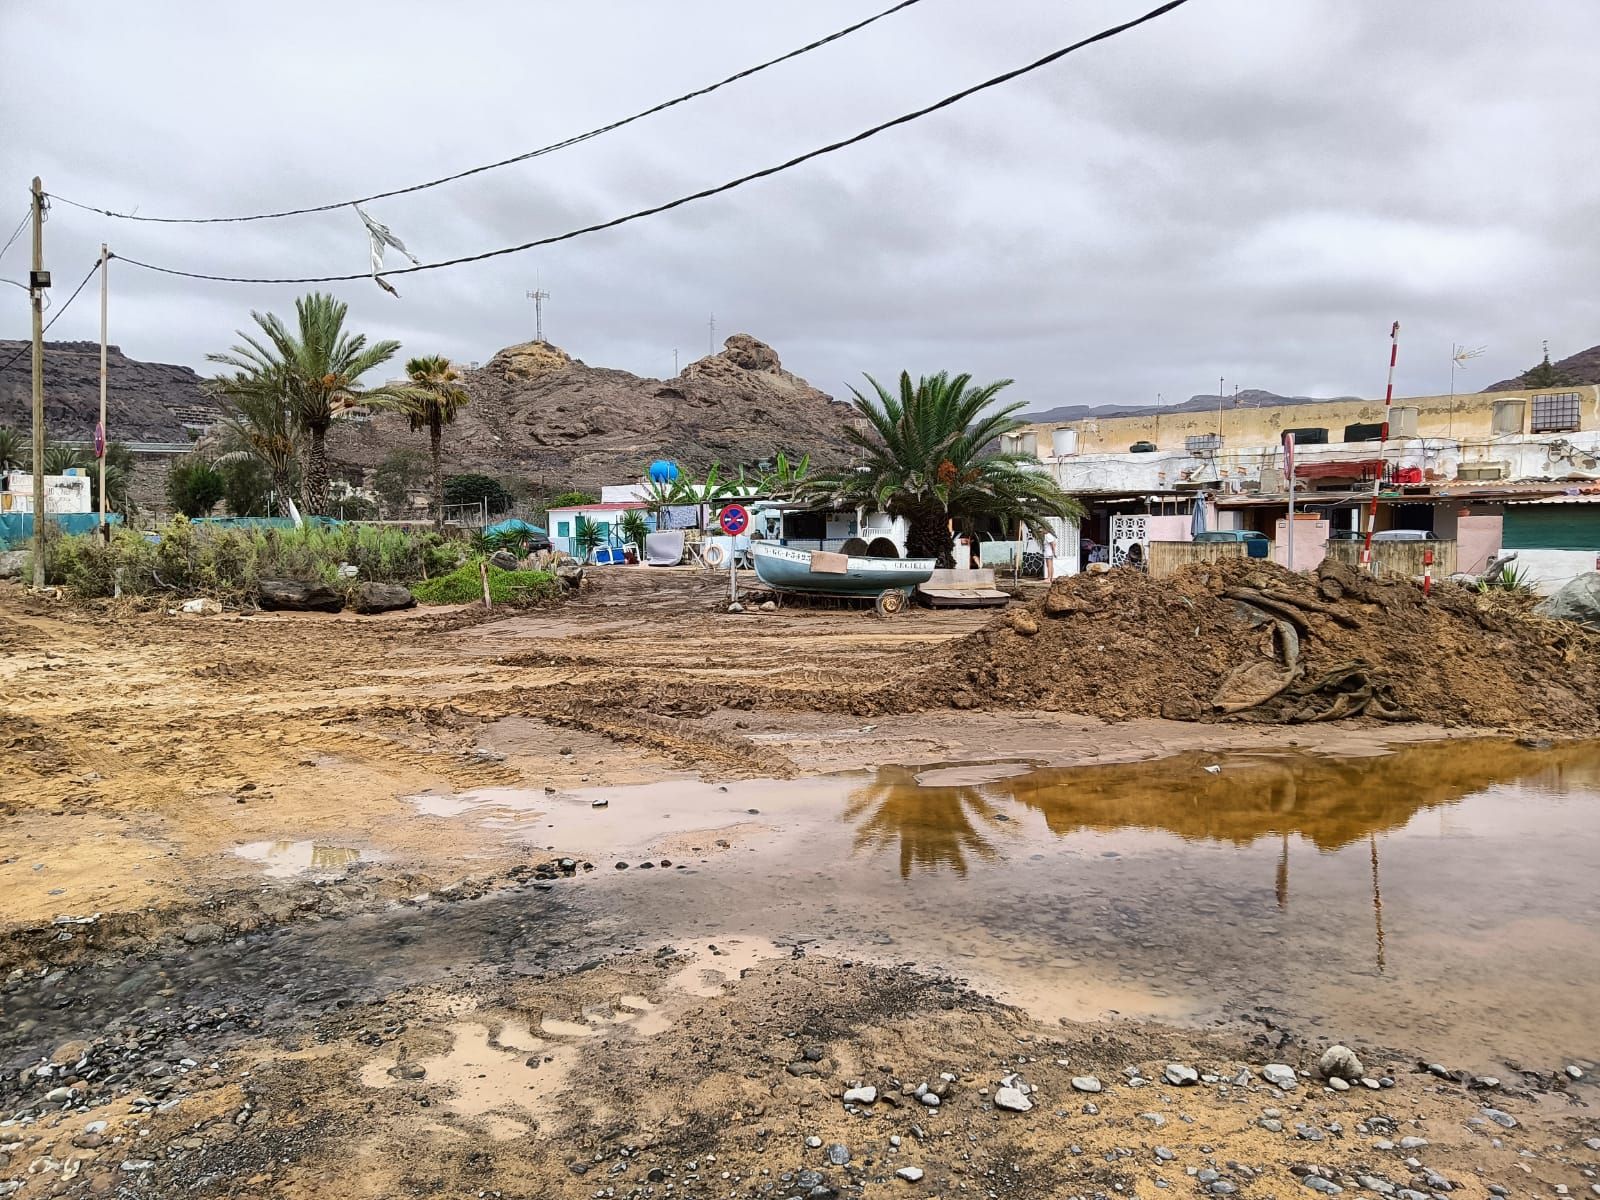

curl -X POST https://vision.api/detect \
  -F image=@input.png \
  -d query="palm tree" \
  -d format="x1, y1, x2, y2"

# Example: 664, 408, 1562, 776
751, 450, 810, 499
401, 355, 471, 531
43, 444, 91, 475
803, 371, 1083, 565
0, 425, 23, 470
206, 292, 411, 516
209, 382, 302, 520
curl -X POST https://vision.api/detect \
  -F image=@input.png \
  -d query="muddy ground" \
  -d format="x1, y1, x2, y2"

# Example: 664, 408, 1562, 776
2, 568, 1597, 1197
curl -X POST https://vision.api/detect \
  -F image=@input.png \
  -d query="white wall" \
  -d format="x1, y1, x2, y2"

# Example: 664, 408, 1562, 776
1, 472, 93, 514
1513, 549, 1598, 596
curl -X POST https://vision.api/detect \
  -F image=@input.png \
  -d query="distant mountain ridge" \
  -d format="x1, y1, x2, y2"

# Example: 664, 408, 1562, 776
1023, 387, 1362, 425
0, 340, 219, 443
326, 333, 862, 490
1485, 342, 1600, 391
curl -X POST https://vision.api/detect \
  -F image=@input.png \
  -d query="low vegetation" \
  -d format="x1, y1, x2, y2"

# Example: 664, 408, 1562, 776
50, 519, 458, 602
409, 559, 559, 605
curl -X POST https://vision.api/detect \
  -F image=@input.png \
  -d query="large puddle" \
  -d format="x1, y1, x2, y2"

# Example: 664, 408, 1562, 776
537, 738, 1600, 1072
5, 739, 1597, 1082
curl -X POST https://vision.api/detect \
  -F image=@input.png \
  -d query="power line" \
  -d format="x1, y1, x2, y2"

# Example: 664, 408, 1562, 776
0, 259, 104, 374
47, 0, 931, 226
0, 207, 30, 263
110, 0, 1194, 287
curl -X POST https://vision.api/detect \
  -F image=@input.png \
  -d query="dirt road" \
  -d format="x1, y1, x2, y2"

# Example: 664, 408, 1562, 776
2, 569, 1596, 1198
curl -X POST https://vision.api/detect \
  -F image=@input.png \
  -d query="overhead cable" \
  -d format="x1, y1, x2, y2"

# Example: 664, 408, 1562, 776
46, 0, 931, 225
0, 259, 105, 374
110, 0, 1195, 286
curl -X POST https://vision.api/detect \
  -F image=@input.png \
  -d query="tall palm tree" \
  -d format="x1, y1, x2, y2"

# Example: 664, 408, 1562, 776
802, 371, 1083, 564
208, 380, 303, 521
401, 355, 471, 531
206, 292, 411, 516
0, 425, 24, 470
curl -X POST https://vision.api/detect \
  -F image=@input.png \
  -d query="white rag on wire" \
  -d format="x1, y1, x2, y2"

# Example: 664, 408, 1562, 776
353, 203, 419, 297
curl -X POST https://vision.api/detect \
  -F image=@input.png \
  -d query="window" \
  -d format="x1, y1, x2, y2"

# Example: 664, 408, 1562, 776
1530, 392, 1582, 434
1491, 400, 1525, 435
556, 520, 570, 537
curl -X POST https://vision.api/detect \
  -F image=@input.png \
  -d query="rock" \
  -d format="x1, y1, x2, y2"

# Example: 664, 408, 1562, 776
1328, 1076, 1349, 1091
759, 600, 777, 611
786, 1061, 820, 1078
0, 550, 29, 579
1481, 1107, 1518, 1128
842, 1086, 877, 1105
1070, 1076, 1102, 1093
804, 1136, 822, 1149
351, 582, 415, 614
994, 1086, 1033, 1113
179, 597, 222, 615
256, 578, 343, 613
1318, 1045, 1363, 1081
896, 1167, 924, 1182
917, 1092, 940, 1107
1164, 1063, 1199, 1086
1301, 1178, 1342, 1195
488, 550, 519, 571
44, 1085, 74, 1103
825, 1143, 850, 1166
1261, 1064, 1298, 1089
1565, 1064, 1585, 1080
554, 562, 584, 589
1535, 572, 1600, 629
181, 923, 223, 945
1009, 610, 1039, 637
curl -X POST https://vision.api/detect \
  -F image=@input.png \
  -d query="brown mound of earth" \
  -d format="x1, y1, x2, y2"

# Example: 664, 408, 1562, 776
891, 559, 1600, 733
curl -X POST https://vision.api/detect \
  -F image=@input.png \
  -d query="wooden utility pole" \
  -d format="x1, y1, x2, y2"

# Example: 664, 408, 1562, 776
98, 243, 110, 538
29, 177, 47, 588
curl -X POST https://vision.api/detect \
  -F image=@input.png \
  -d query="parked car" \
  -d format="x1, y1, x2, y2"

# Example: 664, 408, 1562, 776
1194, 530, 1271, 558
1371, 529, 1436, 542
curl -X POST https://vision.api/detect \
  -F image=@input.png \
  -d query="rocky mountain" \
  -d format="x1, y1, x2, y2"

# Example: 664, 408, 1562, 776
0, 340, 220, 444
328, 333, 862, 490
1023, 387, 1363, 425
1485, 343, 1600, 391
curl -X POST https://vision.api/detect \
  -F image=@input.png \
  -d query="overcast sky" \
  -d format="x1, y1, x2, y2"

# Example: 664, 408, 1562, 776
3, 0, 1597, 410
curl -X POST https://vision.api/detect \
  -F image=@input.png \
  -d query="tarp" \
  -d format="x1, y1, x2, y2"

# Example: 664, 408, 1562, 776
0, 513, 122, 547
486, 518, 548, 537
1535, 572, 1600, 629
1190, 495, 1209, 537
658, 504, 700, 530
644, 530, 685, 566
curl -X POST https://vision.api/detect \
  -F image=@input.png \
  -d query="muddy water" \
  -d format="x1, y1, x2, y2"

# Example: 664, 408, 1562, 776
5, 740, 1597, 1081
542, 738, 1600, 1072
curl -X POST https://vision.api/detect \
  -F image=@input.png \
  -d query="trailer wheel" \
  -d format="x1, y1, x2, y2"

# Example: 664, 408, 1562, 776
874, 589, 905, 619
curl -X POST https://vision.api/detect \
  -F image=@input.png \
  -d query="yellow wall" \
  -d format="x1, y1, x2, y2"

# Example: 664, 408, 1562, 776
1023, 385, 1599, 455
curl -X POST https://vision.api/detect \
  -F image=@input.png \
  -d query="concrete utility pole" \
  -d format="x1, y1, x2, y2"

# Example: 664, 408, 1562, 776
526, 285, 550, 343
98, 242, 110, 538
29, 177, 48, 588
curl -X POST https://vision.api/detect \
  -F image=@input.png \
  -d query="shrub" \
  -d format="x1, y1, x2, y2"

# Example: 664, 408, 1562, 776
443, 473, 512, 516
168, 457, 226, 517
544, 489, 597, 509
410, 559, 558, 606
49, 518, 462, 602
222, 457, 273, 517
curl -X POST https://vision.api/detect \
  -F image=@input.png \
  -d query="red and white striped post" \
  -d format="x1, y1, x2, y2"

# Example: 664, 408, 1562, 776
1359, 321, 1401, 573
1422, 545, 1434, 597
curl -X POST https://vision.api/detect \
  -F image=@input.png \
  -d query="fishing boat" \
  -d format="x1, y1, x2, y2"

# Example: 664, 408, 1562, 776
750, 541, 936, 617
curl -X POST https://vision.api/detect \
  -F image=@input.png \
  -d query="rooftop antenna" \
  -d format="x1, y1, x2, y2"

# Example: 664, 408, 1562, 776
708, 313, 716, 356
1449, 342, 1485, 438
525, 278, 550, 343
673, 348, 679, 375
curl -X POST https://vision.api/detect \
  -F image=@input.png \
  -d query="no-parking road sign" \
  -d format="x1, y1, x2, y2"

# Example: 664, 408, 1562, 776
718, 503, 749, 536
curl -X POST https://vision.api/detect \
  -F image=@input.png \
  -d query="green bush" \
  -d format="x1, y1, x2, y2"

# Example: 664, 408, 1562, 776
168, 457, 227, 517
410, 559, 558, 606
49, 518, 462, 602
443, 473, 512, 516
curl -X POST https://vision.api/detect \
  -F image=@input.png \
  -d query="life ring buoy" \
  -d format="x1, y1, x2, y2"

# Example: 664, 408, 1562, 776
702, 543, 728, 568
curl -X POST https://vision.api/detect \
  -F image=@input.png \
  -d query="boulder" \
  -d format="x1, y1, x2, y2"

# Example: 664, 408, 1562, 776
1318, 1045, 1364, 1082
0, 550, 29, 579
554, 562, 585, 590
1535, 571, 1600, 629
488, 549, 520, 571
1009, 610, 1039, 637
257, 578, 344, 613
351, 582, 416, 614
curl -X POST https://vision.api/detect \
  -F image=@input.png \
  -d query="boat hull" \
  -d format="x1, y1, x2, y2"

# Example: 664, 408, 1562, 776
750, 542, 936, 596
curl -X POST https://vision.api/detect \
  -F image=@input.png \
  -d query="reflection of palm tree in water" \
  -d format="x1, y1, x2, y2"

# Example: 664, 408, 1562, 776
844, 766, 1009, 878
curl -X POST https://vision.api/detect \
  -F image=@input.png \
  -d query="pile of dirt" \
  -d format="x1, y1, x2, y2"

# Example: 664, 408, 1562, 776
894, 559, 1600, 733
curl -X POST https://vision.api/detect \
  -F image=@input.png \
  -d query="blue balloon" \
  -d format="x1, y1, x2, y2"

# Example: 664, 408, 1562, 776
648, 459, 680, 484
